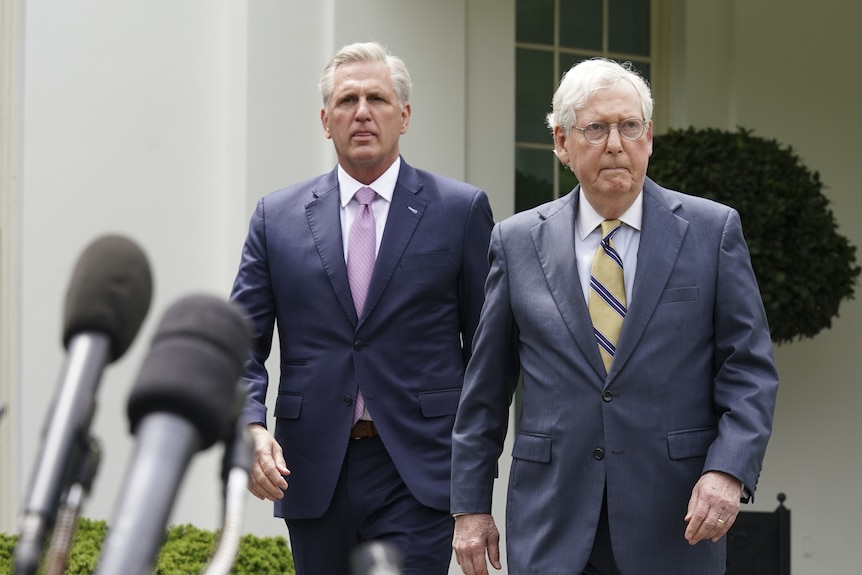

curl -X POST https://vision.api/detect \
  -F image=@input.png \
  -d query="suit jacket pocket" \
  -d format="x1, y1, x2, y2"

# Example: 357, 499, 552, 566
658, 286, 700, 304
274, 392, 303, 420
512, 432, 552, 464
400, 251, 454, 268
417, 388, 461, 417
667, 426, 717, 460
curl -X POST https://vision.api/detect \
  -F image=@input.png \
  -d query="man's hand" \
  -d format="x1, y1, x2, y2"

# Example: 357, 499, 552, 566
452, 513, 502, 575
247, 424, 290, 501
684, 470, 743, 544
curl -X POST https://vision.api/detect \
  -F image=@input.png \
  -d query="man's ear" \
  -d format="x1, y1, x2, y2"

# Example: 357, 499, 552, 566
399, 102, 412, 135
553, 126, 570, 165
321, 107, 331, 139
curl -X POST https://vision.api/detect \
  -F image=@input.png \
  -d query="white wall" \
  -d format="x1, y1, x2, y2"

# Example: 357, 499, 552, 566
680, 1, 862, 573
14, 0, 248, 533
0, 0, 24, 538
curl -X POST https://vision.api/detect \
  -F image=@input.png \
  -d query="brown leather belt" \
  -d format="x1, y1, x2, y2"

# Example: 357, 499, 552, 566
351, 420, 378, 440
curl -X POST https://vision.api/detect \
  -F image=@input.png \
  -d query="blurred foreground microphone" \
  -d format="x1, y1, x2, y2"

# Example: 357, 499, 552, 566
351, 541, 403, 575
95, 294, 250, 575
15, 235, 152, 575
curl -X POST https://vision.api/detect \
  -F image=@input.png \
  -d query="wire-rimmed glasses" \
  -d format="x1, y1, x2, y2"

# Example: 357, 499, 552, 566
572, 118, 647, 144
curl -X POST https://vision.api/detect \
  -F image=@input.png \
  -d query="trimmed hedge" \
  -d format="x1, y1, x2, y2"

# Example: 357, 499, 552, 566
0, 518, 294, 574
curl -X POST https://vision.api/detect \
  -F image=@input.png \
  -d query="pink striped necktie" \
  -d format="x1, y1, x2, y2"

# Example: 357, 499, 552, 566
347, 186, 377, 424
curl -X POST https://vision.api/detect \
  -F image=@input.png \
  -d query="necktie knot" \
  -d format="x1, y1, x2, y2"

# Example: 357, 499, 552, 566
354, 186, 377, 207
601, 219, 622, 240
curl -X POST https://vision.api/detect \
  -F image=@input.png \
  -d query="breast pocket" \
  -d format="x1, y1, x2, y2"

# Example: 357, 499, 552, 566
399, 251, 454, 268
658, 286, 700, 305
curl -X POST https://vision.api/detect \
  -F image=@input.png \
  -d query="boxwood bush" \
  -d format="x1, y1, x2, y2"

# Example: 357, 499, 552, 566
0, 518, 294, 574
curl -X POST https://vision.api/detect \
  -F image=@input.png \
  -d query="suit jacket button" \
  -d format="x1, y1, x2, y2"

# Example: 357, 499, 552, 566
602, 390, 614, 402
353, 340, 364, 351
593, 448, 605, 460
344, 395, 354, 406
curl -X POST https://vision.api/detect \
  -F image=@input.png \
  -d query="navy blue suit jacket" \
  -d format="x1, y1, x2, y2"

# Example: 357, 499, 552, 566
231, 158, 494, 519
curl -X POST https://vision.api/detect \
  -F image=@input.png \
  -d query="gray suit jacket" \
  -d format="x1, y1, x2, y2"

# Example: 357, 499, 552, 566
451, 177, 779, 574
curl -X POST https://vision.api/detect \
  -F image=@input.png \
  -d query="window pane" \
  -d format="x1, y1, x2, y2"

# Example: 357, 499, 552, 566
516, 48, 555, 144
560, 0, 603, 51
561, 54, 651, 91
634, 61, 651, 88
517, 0, 554, 44
559, 52, 588, 82
609, 0, 650, 55
516, 148, 556, 212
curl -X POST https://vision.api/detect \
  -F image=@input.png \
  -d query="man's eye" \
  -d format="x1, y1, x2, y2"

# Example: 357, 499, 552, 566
585, 123, 607, 134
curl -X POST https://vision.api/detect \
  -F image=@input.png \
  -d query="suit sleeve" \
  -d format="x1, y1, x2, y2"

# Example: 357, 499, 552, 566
457, 189, 495, 364
229, 197, 277, 428
705, 208, 780, 498
451, 223, 521, 514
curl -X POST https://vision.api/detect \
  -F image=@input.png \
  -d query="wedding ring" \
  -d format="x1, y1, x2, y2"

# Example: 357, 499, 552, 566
717, 518, 726, 525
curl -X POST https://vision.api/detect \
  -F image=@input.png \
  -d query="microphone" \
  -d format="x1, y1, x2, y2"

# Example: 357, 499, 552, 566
95, 294, 250, 575
350, 541, 403, 575
15, 235, 152, 575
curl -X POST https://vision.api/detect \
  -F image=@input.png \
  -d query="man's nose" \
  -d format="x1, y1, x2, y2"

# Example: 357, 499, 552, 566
355, 97, 372, 118
605, 125, 624, 149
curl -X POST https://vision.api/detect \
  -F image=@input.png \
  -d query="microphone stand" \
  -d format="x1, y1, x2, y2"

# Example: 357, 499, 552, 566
203, 411, 253, 575
202, 467, 249, 575
43, 438, 101, 575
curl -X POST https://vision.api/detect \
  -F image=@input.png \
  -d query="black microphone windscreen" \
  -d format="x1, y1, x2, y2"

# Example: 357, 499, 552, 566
127, 294, 251, 450
62, 234, 153, 361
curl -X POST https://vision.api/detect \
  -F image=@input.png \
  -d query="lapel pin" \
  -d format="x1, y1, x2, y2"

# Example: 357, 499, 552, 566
407, 206, 418, 214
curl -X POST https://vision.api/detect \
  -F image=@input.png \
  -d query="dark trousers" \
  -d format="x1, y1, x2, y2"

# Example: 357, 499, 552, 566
285, 435, 454, 575
583, 491, 622, 575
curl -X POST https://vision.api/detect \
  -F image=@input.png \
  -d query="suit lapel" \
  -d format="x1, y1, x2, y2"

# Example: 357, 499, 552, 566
532, 190, 606, 378
305, 172, 358, 324
611, 180, 687, 375
360, 162, 426, 325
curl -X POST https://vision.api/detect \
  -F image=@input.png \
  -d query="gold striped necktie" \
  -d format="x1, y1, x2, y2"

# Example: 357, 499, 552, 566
589, 219, 626, 372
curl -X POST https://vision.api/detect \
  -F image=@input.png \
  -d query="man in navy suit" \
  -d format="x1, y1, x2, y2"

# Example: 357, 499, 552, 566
230, 41, 494, 575
450, 58, 779, 574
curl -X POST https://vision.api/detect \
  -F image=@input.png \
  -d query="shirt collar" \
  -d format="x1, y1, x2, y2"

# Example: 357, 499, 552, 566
338, 157, 400, 207
576, 187, 644, 241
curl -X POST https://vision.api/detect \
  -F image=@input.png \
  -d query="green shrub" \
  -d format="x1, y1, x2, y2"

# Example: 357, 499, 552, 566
648, 126, 860, 343
0, 518, 294, 574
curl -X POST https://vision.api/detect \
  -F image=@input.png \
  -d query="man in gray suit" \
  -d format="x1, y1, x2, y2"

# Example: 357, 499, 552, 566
450, 58, 779, 574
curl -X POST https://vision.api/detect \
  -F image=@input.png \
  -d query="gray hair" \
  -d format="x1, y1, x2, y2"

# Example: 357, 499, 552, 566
319, 41, 412, 109
546, 58, 654, 134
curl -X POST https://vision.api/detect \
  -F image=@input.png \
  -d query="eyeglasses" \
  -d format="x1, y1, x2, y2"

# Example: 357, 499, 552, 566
572, 118, 647, 144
